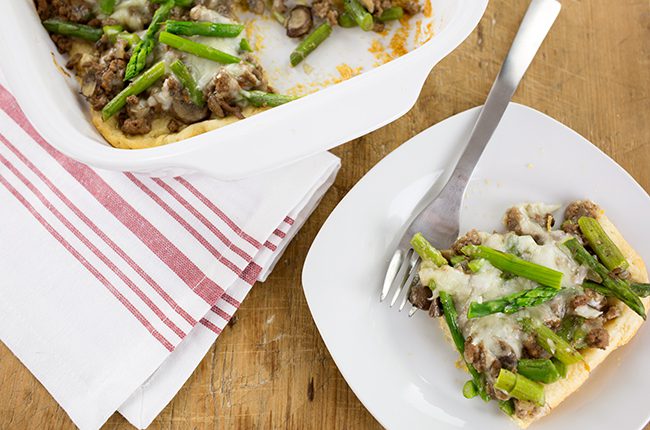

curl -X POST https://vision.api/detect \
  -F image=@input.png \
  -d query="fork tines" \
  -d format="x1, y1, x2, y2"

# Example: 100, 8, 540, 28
381, 248, 421, 315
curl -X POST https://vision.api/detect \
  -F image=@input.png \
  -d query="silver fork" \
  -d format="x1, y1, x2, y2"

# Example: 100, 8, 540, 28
381, 0, 561, 314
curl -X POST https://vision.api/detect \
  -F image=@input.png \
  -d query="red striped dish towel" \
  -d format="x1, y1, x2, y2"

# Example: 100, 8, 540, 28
0, 82, 340, 430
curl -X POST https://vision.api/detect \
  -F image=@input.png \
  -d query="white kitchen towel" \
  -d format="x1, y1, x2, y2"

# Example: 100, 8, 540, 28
0, 83, 340, 430
118, 168, 335, 429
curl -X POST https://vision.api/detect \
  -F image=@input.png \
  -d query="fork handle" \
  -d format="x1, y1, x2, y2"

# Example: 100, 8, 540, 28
435, 0, 561, 211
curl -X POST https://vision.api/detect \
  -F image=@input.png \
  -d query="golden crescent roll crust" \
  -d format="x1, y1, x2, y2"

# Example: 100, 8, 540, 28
90, 107, 266, 150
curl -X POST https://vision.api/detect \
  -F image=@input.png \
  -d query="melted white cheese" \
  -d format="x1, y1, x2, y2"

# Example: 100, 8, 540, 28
418, 204, 591, 367
183, 6, 245, 89
109, 0, 151, 31
507, 203, 571, 244
468, 314, 523, 357
147, 78, 173, 111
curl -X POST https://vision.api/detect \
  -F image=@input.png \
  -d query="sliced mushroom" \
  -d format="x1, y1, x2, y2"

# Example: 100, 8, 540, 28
285, 6, 313, 38
167, 78, 209, 123
80, 74, 97, 98
170, 97, 209, 123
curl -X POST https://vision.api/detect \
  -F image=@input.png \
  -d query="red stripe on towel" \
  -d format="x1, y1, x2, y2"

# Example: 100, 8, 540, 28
126, 173, 243, 280
175, 177, 263, 249
210, 305, 231, 322
0, 174, 174, 351
0, 134, 197, 327
0, 85, 223, 305
222, 294, 241, 308
200, 318, 222, 334
0, 151, 186, 340
151, 177, 253, 262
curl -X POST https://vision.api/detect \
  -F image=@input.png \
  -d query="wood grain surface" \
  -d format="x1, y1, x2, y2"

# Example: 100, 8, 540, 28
1, 0, 649, 428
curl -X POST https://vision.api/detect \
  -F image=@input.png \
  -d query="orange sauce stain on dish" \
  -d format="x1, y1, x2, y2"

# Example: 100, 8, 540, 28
368, 39, 394, 66
312, 63, 363, 87
244, 20, 265, 51
286, 83, 308, 96
285, 64, 362, 95
335, 63, 362, 81
254, 33, 265, 50
250, 30, 264, 51
424, 21, 434, 42
389, 16, 411, 58
414, 19, 422, 43
423, 0, 432, 18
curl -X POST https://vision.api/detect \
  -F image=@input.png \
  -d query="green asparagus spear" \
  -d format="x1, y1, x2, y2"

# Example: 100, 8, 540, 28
125, 37, 155, 79
427, 278, 436, 292
239, 38, 253, 52
377, 6, 404, 21
578, 217, 629, 271
162, 33, 239, 64
124, 0, 175, 81
557, 315, 588, 350
498, 399, 515, 416
338, 11, 358, 28
463, 380, 478, 399
564, 238, 645, 319
439, 292, 465, 355
344, 0, 374, 31
117, 32, 141, 46
240, 90, 298, 107
582, 280, 612, 297
494, 369, 545, 406
99, 0, 116, 14
165, 20, 244, 37
103, 25, 141, 46
411, 233, 448, 267
102, 61, 166, 120
631, 283, 650, 297
339, 7, 402, 27
159, 31, 241, 63
551, 358, 567, 378
467, 258, 485, 273
467, 286, 559, 319
450, 255, 466, 265
585, 280, 650, 299
169, 60, 205, 107
103, 25, 123, 43
42, 19, 103, 42
439, 291, 490, 402
290, 23, 332, 67
461, 245, 563, 289
520, 318, 585, 367
517, 359, 561, 384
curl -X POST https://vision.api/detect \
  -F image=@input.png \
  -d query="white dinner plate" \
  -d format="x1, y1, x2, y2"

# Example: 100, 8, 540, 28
302, 103, 650, 430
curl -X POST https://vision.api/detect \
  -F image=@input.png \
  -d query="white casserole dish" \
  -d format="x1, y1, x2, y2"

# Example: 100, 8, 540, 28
0, 0, 487, 179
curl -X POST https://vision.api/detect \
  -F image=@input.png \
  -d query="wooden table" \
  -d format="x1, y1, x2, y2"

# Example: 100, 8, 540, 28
1, 0, 649, 428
